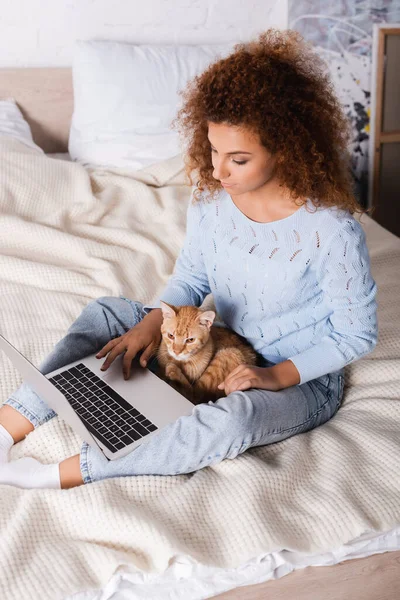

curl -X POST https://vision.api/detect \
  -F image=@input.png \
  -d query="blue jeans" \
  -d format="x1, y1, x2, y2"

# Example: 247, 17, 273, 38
3, 296, 344, 484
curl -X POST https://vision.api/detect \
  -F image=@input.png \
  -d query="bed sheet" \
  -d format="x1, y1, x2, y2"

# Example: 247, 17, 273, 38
1, 137, 400, 600
65, 525, 400, 599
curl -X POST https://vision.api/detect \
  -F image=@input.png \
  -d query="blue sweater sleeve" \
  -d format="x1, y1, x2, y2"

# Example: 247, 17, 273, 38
287, 219, 378, 385
143, 195, 211, 313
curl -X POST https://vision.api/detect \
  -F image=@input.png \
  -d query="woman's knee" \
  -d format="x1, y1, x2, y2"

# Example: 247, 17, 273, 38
91, 296, 144, 321
91, 296, 142, 312
81, 296, 144, 337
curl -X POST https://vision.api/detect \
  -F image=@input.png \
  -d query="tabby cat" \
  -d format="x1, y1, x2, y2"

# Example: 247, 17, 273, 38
156, 301, 258, 404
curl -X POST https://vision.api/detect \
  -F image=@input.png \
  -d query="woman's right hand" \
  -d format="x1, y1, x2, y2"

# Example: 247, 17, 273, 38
95, 309, 163, 380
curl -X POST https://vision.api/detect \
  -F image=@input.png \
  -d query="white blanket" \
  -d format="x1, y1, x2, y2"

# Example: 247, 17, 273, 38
0, 137, 399, 600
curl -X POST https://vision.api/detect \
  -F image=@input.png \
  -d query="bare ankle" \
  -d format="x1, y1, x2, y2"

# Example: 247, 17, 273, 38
59, 455, 84, 489
0, 405, 34, 443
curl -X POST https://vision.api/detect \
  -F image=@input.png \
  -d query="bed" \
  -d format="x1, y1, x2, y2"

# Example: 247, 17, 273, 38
0, 66, 400, 600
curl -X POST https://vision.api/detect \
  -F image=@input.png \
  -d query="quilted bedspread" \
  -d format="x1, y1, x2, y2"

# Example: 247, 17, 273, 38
0, 137, 399, 600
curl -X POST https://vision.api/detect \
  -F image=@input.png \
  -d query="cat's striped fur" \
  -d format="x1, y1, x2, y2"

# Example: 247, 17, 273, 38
156, 302, 258, 404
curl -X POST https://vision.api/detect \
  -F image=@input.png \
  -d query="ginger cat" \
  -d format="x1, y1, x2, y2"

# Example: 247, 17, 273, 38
156, 301, 258, 404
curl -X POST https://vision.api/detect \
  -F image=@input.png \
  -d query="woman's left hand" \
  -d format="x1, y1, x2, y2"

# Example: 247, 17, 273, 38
217, 365, 280, 396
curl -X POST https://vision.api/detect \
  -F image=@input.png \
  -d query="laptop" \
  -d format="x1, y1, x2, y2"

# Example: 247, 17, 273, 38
0, 334, 195, 461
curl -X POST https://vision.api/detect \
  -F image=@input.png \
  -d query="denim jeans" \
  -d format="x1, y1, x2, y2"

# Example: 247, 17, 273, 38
3, 296, 345, 484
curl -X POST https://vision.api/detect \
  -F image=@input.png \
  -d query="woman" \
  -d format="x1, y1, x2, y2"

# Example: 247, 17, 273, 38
0, 29, 378, 489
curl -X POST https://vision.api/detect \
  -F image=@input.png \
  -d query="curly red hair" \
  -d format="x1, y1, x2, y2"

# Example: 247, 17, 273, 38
171, 28, 371, 217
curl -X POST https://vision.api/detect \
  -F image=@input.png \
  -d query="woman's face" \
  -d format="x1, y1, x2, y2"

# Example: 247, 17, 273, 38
208, 121, 279, 196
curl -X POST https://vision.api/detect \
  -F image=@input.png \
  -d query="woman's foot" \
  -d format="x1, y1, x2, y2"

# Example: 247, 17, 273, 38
0, 456, 61, 489
0, 424, 14, 464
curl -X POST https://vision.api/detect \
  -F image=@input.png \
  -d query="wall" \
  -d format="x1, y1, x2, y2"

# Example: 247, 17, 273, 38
0, 0, 288, 67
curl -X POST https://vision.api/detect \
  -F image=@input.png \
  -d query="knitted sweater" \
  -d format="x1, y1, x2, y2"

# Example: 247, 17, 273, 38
144, 188, 378, 385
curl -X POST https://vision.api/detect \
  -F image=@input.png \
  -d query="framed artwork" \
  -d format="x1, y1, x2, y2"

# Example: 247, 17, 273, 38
288, 0, 400, 207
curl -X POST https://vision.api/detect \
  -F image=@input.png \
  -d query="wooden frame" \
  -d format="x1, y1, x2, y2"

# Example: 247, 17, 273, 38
0, 66, 399, 599
0, 67, 73, 153
369, 24, 400, 236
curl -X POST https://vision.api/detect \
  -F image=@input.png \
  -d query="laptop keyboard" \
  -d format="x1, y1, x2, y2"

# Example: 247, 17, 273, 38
48, 362, 158, 453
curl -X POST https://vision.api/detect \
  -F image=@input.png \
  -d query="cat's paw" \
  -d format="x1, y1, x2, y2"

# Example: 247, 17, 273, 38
165, 363, 182, 381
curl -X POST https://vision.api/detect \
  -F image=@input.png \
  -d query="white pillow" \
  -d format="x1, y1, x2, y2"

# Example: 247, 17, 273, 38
0, 98, 43, 153
68, 40, 236, 171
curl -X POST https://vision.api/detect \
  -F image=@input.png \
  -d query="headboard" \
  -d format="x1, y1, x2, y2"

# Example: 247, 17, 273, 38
0, 68, 73, 153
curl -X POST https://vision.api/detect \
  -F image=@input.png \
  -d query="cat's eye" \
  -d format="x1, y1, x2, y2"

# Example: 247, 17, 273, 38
167, 333, 174, 339
186, 337, 195, 343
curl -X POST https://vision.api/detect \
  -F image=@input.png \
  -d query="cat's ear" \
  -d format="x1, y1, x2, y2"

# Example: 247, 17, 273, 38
197, 310, 215, 329
160, 301, 176, 320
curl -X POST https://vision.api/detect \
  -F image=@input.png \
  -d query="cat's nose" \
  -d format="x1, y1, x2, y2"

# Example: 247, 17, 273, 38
173, 344, 184, 353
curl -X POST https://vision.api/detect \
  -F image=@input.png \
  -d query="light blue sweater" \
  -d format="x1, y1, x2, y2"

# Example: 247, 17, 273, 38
144, 188, 378, 385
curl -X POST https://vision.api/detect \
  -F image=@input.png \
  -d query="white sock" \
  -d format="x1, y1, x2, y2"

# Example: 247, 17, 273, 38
0, 457, 61, 489
0, 423, 14, 464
